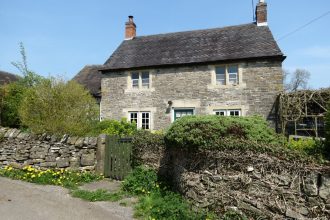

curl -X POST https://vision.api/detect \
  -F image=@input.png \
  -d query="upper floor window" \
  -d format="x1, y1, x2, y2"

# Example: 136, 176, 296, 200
215, 65, 239, 85
131, 71, 150, 89
214, 109, 241, 116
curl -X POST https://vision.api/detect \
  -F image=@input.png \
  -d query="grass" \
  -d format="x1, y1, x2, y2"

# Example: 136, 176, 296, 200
71, 189, 125, 202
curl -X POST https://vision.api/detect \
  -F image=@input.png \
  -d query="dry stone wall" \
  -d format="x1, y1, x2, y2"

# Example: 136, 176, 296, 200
0, 127, 101, 171
134, 143, 330, 219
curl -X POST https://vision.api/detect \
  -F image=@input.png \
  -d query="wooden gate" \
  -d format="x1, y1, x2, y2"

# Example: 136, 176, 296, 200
104, 136, 132, 180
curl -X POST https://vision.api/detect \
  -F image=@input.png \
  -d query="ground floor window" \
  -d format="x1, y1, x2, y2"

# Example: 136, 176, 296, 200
174, 109, 194, 121
129, 111, 151, 129
214, 109, 241, 116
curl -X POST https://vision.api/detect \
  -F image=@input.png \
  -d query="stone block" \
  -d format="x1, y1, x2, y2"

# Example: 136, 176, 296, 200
69, 157, 80, 168
40, 162, 57, 168
56, 157, 69, 168
319, 175, 330, 200
81, 153, 95, 166
286, 209, 305, 220
68, 136, 78, 145
29, 151, 46, 159
79, 166, 94, 171
75, 138, 84, 148
304, 173, 319, 196
60, 134, 69, 143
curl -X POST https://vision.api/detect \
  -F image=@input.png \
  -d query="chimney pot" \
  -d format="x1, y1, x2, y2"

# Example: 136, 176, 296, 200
256, 1, 268, 26
125, 15, 136, 40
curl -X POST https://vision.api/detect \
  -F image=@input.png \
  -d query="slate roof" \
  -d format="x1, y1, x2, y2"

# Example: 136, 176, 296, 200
102, 23, 284, 71
72, 65, 103, 97
0, 70, 20, 85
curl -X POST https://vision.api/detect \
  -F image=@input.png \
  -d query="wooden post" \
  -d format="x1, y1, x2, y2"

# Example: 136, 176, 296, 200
315, 117, 318, 138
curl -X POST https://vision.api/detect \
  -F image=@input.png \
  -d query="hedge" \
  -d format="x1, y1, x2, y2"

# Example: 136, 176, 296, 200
164, 115, 284, 149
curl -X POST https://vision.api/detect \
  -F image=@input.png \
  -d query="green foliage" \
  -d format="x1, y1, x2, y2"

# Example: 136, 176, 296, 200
0, 43, 43, 128
286, 136, 329, 162
122, 166, 214, 220
132, 130, 165, 166
134, 190, 205, 220
71, 189, 124, 202
19, 78, 99, 136
0, 82, 25, 127
165, 115, 283, 149
122, 166, 159, 195
0, 165, 102, 189
90, 118, 137, 137
222, 211, 247, 220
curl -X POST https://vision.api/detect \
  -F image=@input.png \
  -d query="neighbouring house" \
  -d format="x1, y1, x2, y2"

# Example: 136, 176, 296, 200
72, 65, 103, 103
0, 70, 19, 85
99, 0, 285, 130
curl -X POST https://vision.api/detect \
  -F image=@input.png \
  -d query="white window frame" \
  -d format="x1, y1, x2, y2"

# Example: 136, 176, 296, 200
215, 64, 239, 86
130, 71, 150, 89
214, 109, 241, 116
129, 111, 151, 129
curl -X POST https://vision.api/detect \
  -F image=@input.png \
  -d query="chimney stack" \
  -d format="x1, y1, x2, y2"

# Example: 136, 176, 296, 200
125, 15, 136, 40
256, 0, 267, 26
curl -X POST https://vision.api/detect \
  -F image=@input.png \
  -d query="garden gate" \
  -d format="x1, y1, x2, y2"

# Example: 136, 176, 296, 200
104, 136, 132, 180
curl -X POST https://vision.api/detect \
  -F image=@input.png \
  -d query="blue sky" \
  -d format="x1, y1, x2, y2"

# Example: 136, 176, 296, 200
1, 0, 329, 88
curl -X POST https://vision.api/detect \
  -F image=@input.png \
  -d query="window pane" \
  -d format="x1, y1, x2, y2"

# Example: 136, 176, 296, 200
141, 112, 150, 130
132, 72, 139, 88
216, 67, 226, 85
228, 66, 238, 74
215, 110, 225, 116
229, 110, 240, 116
228, 66, 238, 84
174, 109, 194, 121
142, 72, 149, 88
130, 112, 138, 127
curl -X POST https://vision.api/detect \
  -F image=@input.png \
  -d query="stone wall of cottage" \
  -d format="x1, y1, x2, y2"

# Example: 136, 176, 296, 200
100, 59, 283, 130
0, 127, 100, 171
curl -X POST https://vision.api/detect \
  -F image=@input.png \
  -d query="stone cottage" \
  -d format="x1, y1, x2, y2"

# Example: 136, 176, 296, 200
98, 0, 285, 130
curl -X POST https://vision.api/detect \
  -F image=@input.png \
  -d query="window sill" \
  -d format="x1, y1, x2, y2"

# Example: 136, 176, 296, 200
124, 87, 155, 93
207, 83, 245, 90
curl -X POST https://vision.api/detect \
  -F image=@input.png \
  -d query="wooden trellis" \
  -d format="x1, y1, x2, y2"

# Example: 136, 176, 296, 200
278, 89, 330, 137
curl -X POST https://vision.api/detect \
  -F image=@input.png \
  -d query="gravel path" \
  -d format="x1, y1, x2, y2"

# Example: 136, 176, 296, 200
0, 177, 134, 220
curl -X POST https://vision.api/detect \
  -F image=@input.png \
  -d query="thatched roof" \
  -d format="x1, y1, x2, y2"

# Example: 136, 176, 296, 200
0, 70, 20, 85
102, 23, 284, 71
72, 65, 103, 97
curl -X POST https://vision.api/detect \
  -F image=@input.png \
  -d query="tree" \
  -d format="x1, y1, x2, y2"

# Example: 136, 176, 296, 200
19, 78, 99, 136
284, 69, 311, 92
0, 43, 43, 127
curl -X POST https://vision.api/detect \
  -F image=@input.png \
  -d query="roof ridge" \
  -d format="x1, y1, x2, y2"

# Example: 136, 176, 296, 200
133, 23, 256, 39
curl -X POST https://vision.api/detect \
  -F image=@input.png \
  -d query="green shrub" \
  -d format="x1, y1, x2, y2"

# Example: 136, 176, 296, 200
222, 210, 247, 220
122, 166, 159, 195
125, 166, 211, 220
19, 78, 99, 136
134, 190, 206, 220
165, 115, 283, 149
90, 118, 137, 137
288, 137, 326, 158
0, 82, 26, 127
132, 130, 165, 166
